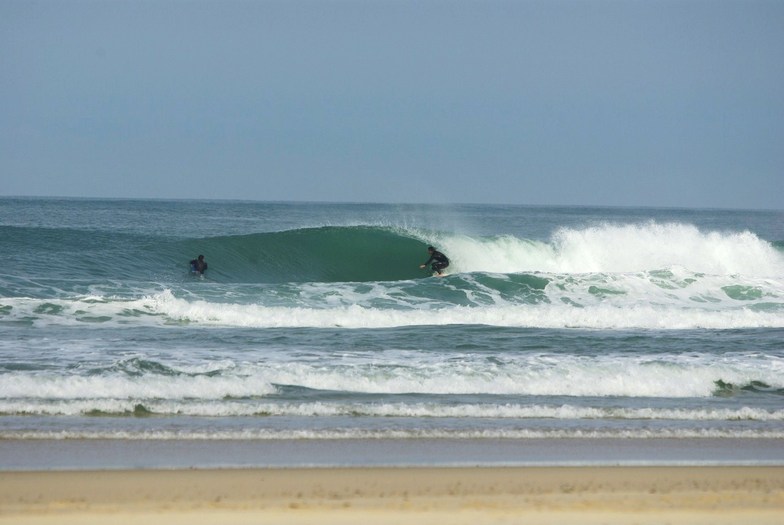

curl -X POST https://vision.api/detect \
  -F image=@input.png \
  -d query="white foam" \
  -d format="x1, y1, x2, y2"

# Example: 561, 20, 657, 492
3, 287, 782, 330
436, 222, 784, 276
2, 351, 781, 399
2, 399, 782, 421
0, 373, 276, 400
151, 293, 784, 330
4, 428, 784, 440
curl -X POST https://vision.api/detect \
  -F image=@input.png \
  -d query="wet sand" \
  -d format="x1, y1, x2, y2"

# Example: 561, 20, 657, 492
2, 466, 783, 524
3, 437, 784, 470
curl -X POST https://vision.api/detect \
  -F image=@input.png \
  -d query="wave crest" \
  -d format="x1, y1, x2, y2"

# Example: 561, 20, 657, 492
441, 222, 784, 276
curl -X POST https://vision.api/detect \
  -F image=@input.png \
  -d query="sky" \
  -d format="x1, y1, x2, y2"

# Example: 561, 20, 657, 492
1, 0, 783, 209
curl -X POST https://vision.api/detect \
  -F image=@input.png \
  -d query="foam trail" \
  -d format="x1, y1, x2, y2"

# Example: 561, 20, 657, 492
5, 429, 784, 440
3, 350, 781, 399
3, 284, 782, 329
2, 400, 783, 420
151, 294, 784, 330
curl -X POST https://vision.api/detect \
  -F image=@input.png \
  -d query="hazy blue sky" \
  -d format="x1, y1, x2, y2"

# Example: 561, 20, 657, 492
2, 0, 782, 208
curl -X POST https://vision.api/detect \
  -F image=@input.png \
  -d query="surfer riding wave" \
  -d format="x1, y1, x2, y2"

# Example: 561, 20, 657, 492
420, 246, 449, 276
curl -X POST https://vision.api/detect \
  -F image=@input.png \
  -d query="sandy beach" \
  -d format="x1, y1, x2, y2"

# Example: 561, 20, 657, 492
2, 466, 782, 524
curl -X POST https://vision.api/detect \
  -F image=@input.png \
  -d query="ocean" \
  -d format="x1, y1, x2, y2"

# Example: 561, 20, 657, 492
1, 198, 783, 468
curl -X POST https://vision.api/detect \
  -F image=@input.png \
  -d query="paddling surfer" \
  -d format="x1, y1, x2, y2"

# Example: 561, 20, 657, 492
190, 255, 208, 275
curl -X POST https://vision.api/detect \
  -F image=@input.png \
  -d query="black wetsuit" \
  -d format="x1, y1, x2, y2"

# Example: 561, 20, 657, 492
424, 250, 449, 274
190, 259, 208, 274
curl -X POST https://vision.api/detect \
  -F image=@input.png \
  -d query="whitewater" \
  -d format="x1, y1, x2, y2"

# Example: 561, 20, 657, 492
0, 198, 782, 453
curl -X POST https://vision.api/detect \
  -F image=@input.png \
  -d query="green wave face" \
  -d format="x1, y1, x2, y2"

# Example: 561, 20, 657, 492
177, 226, 432, 283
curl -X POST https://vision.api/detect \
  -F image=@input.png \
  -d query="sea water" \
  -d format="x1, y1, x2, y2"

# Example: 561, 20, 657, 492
0, 198, 782, 464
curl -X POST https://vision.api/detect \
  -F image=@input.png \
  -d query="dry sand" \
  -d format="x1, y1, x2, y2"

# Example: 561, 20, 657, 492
1, 466, 783, 524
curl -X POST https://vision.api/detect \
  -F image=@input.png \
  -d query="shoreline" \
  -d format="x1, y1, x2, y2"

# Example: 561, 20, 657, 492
2, 437, 783, 470
2, 466, 783, 524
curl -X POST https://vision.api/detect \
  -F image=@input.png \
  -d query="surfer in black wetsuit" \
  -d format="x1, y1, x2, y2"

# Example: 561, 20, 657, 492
420, 246, 450, 276
190, 255, 208, 275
